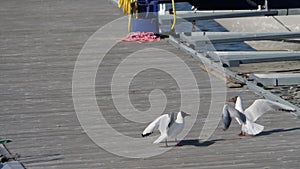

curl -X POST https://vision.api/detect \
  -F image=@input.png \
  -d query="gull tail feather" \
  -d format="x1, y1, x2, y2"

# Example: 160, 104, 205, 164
242, 121, 264, 135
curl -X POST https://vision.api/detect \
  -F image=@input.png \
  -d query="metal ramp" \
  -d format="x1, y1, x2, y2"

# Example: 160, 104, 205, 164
159, 9, 300, 25
204, 51, 300, 67
249, 73, 300, 86
179, 32, 300, 45
178, 31, 300, 67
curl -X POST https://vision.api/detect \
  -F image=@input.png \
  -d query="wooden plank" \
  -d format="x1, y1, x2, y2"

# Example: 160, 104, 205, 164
0, 0, 300, 169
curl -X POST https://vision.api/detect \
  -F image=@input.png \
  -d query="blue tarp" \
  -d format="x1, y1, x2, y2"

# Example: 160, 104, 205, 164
0, 161, 26, 169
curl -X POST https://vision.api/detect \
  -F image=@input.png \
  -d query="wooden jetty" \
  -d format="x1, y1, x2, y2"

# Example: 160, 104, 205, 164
0, 0, 300, 168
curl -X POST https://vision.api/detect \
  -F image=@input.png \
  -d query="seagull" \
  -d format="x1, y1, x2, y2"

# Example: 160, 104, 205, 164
141, 111, 190, 146
222, 103, 263, 136
223, 96, 296, 136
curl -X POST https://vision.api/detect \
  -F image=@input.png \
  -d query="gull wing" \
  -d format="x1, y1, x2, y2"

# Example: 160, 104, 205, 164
168, 112, 177, 128
153, 114, 171, 144
222, 104, 232, 131
142, 114, 170, 137
245, 99, 296, 122
222, 104, 247, 130
158, 114, 171, 136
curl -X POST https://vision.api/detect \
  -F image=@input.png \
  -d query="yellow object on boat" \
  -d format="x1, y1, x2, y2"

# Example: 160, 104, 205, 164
118, 0, 136, 15
118, 0, 137, 32
171, 0, 176, 31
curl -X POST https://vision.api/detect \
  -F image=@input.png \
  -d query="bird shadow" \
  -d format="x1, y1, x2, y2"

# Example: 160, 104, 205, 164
257, 127, 300, 136
176, 139, 225, 147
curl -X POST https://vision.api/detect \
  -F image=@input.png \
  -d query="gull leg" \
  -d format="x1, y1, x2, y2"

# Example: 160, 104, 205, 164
175, 138, 182, 146
238, 131, 246, 136
165, 140, 168, 147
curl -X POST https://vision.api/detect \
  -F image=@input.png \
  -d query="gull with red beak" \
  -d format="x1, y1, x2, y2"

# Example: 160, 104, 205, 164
223, 96, 296, 136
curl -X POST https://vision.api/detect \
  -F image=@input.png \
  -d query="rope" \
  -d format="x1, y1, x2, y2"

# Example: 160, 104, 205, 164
118, 0, 137, 32
119, 32, 161, 43
170, 0, 176, 31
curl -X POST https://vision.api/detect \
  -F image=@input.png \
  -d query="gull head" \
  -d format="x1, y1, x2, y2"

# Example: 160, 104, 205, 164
228, 96, 238, 103
180, 111, 191, 118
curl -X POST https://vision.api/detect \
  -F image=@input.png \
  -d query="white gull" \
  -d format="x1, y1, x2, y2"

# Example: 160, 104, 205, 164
223, 96, 296, 136
142, 111, 190, 146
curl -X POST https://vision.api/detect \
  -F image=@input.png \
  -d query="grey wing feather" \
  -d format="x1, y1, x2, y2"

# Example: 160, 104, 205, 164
222, 105, 232, 130
225, 104, 247, 124
142, 114, 169, 137
236, 109, 247, 124
168, 112, 176, 128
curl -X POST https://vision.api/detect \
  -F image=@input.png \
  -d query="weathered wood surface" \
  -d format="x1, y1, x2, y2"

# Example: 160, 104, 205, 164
0, 0, 300, 168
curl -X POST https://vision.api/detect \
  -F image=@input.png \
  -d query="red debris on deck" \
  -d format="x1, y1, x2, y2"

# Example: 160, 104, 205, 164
119, 32, 160, 43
